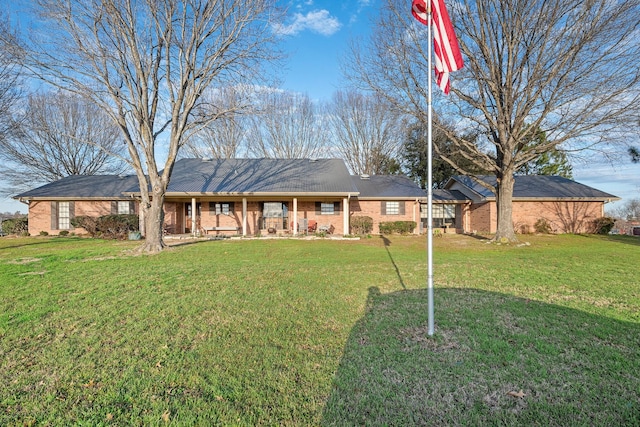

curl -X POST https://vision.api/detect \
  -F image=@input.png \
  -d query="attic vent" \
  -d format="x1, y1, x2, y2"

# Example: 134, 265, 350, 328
360, 174, 370, 180
201, 157, 213, 162
309, 158, 318, 162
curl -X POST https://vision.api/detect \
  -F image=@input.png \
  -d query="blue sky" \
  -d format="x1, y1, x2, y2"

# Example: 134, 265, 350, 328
274, 0, 373, 101
2, 0, 638, 213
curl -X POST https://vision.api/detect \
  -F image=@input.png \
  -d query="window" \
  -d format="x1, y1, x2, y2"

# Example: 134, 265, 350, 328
315, 202, 340, 215
51, 201, 75, 230
424, 203, 457, 227
321, 202, 335, 215
382, 201, 404, 215
117, 201, 131, 214
261, 202, 288, 230
58, 201, 70, 230
111, 201, 134, 215
209, 202, 234, 215
385, 201, 399, 215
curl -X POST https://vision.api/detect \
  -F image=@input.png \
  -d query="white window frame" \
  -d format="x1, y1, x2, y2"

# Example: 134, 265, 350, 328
426, 203, 457, 227
215, 202, 231, 216
385, 201, 400, 215
320, 202, 335, 215
58, 201, 70, 230
117, 201, 131, 214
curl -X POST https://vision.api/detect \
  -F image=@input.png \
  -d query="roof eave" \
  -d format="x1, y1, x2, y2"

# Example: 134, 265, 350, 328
357, 196, 427, 201
13, 196, 133, 201
156, 191, 361, 198
512, 197, 621, 202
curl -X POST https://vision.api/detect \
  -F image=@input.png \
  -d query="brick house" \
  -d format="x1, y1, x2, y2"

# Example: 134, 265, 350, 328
14, 159, 618, 237
444, 175, 619, 234
15, 158, 426, 237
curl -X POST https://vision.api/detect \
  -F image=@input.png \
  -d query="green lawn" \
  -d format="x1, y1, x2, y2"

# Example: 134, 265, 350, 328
1, 234, 639, 425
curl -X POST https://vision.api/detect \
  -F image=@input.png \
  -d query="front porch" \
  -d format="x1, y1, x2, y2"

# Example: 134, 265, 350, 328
161, 196, 350, 238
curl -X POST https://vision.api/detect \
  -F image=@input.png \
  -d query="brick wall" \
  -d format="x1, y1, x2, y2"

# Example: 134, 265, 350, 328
469, 202, 495, 233
29, 197, 605, 237
468, 200, 605, 234
27, 200, 115, 235
26, 201, 51, 236
350, 199, 420, 234
512, 200, 603, 234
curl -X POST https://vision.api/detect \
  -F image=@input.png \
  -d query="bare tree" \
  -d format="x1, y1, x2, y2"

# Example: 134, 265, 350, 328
9, 0, 283, 252
328, 90, 404, 175
0, 13, 21, 150
0, 91, 128, 195
247, 90, 325, 159
183, 86, 251, 159
609, 198, 640, 220
345, 0, 640, 241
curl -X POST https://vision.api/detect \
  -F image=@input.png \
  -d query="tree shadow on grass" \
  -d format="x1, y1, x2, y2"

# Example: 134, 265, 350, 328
321, 287, 640, 426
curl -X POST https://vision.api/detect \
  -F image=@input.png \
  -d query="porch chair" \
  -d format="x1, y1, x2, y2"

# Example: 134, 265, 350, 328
318, 223, 332, 234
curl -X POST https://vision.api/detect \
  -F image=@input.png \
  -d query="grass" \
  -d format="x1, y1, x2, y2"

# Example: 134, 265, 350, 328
0, 234, 639, 425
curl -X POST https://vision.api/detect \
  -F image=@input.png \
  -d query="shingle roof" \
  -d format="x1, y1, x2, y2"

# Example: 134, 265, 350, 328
433, 189, 469, 202
14, 175, 139, 200
448, 175, 619, 200
165, 158, 359, 195
351, 175, 426, 198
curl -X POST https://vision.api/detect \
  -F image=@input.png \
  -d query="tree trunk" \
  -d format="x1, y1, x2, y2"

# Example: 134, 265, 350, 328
494, 174, 517, 242
139, 192, 166, 253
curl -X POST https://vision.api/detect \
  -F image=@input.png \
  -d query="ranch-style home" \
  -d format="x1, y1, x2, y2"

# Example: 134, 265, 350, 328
14, 158, 618, 237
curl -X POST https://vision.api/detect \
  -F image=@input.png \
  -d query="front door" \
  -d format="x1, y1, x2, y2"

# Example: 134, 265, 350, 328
185, 202, 202, 233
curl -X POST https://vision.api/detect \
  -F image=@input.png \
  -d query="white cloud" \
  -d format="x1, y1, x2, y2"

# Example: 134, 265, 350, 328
274, 9, 342, 36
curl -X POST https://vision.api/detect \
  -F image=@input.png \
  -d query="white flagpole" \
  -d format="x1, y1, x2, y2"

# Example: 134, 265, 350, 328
427, 0, 435, 336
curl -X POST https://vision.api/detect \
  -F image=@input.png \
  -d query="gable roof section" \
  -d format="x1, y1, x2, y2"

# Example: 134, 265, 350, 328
164, 158, 359, 195
447, 175, 619, 201
351, 175, 426, 199
14, 175, 139, 201
433, 189, 469, 202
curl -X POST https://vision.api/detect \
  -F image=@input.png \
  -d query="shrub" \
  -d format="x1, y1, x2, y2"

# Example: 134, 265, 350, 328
379, 221, 416, 235
350, 216, 373, 235
591, 216, 615, 235
516, 222, 531, 234
71, 216, 99, 235
2, 217, 28, 235
58, 230, 69, 236
71, 214, 139, 240
39, 231, 49, 236
534, 218, 552, 234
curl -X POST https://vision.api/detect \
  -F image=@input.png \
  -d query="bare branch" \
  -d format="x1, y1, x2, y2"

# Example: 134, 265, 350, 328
9, 0, 284, 251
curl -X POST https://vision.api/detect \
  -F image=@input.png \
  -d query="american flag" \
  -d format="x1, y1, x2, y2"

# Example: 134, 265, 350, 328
412, 0, 464, 94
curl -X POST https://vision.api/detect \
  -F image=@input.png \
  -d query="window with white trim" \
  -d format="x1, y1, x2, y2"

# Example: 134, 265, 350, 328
117, 201, 131, 214
423, 203, 457, 227
58, 201, 71, 230
210, 202, 234, 215
320, 202, 335, 215
385, 201, 400, 215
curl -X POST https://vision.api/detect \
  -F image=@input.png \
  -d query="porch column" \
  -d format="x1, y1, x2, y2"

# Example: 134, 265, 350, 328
191, 198, 196, 237
293, 198, 298, 235
343, 197, 349, 236
242, 198, 247, 237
